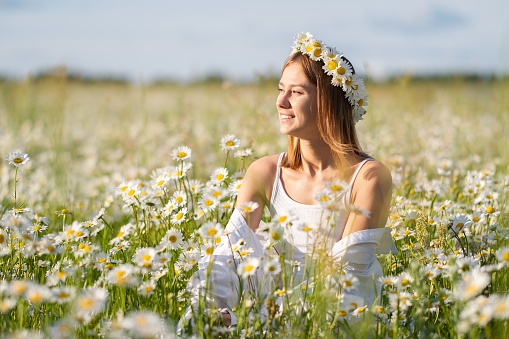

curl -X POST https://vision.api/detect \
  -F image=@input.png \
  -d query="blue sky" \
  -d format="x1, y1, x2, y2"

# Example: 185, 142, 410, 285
1, 0, 508, 81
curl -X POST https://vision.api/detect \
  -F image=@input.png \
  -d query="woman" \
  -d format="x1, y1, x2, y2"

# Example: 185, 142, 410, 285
179, 32, 396, 332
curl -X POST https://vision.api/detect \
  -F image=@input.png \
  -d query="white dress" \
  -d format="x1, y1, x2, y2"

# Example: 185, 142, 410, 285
177, 153, 397, 332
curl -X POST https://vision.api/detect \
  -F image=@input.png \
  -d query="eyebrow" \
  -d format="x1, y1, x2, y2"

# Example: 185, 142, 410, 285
278, 81, 306, 88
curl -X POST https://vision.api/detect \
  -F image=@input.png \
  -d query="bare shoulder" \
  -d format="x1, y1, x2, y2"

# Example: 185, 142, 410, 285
353, 160, 392, 196
246, 154, 280, 178
242, 154, 281, 201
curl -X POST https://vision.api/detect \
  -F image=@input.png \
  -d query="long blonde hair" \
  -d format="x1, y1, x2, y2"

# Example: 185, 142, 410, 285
280, 52, 369, 170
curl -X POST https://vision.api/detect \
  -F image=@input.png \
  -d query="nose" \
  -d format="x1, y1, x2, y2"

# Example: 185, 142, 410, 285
276, 91, 291, 109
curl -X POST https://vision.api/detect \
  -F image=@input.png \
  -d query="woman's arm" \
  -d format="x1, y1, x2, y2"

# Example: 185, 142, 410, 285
234, 155, 279, 231
341, 160, 393, 239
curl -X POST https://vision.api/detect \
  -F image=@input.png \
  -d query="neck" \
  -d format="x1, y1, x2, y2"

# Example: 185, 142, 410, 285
298, 138, 336, 174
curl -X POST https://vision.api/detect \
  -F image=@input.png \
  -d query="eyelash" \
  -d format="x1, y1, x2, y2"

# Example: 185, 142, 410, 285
278, 89, 302, 94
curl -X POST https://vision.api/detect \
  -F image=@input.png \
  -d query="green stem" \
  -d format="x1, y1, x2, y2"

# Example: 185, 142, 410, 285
14, 167, 18, 208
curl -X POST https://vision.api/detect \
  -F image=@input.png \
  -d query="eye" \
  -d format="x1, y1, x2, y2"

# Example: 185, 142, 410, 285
292, 90, 302, 94
278, 88, 284, 93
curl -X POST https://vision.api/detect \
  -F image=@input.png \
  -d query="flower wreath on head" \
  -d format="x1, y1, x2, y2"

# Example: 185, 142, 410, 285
291, 32, 368, 124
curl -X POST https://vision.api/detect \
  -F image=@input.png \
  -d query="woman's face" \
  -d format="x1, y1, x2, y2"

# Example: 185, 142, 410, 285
277, 63, 319, 140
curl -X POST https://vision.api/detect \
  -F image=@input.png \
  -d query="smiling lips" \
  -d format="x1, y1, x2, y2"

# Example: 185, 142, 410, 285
280, 114, 294, 120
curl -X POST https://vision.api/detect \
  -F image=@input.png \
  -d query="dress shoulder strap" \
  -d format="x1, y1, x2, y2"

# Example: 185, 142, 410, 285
348, 158, 374, 187
277, 152, 285, 167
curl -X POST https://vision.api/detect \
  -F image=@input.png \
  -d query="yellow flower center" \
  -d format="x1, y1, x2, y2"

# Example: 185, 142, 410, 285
13, 157, 23, 163
142, 254, 151, 261
455, 223, 464, 230
116, 232, 124, 238
116, 271, 125, 277
473, 217, 479, 222
358, 99, 364, 106
337, 67, 345, 75
344, 280, 352, 287
338, 310, 347, 316
176, 212, 184, 220
58, 292, 69, 299
121, 186, 128, 192
206, 247, 213, 255
278, 216, 287, 223
57, 272, 65, 279
245, 265, 254, 272
169, 235, 177, 243
207, 229, 217, 236
0, 234, 4, 243
98, 258, 107, 263
226, 140, 235, 147
127, 189, 136, 196
320, 196, 328, 202
486, 207, 495, 214
75, 232, 84, 237
313, 49, 321, 57
302, 226, 312, 232
271, 233, 281, 241
216, 174, 224, 181
145, 286, 153, 293
401, 279, 409, 286
328, 60, 338, 70
177, 152, 187, 158
205, 200, 213, 206
503, 253, 509, 261
157, 180, 165, 186
176, 197, 183, 203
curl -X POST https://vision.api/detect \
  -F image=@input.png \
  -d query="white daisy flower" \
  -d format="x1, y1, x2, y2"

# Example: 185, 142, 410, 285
138, 281, 156, 296
263, 259, 281, 275
220, 134, 241, 151
201, 241, 216, 256
451, 214, 471, 233
171, 146, 192, 161
349, 204, 371, 218
199, 222, 224, 239
211, 167, 229, 184
188, 179, 204, 194
315, 190, 333, 206
240, 201, 259, 213
234, 148, 253, 158
172, 190, 187, 207
237, 257, 261, 279
122, 311, 167, 338
228, 179, 243, 194
453, 268, 491, 301
170, 207, 188, 225
162, 198, 177, 217
496, 247, 509, 266
199, 194, 219, 213
106, 264, 136, 287
133, 247, 158, 269
178, 240, 195, 254
110, 223, 134, 245
163, 229, 183, 250
152, 174, 169, 190
6, 152, 30, 167
76, 287, 108, 315
232, 172, 245, 181
206, 186, 228, 200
